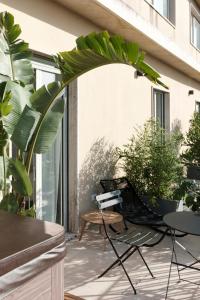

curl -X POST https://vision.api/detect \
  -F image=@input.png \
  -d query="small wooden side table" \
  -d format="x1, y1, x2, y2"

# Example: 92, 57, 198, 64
79, 210, 123, 242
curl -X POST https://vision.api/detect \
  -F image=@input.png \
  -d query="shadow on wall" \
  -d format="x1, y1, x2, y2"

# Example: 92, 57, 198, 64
171, 118, 182, 133
79, 137, 118, 213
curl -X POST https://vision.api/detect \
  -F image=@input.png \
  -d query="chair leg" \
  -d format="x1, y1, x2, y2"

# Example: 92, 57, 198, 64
98, 245, 137, 277
99, 238, 137, 294
137, 248, 154, 278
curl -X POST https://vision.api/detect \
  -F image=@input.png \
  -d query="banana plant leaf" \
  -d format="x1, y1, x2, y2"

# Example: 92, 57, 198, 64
12, 82, 64, 154
11, 105, 41, 152
8, 158, 32, 196
11, 30, 167, 176
0, 12, 33, 88
55, 31, 168, 89
0, 81, 31, 135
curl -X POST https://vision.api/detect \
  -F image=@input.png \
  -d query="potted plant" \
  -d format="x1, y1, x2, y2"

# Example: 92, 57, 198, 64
118, 119, 184, 214
0, 11, 167, 216
181, 112, 200, 212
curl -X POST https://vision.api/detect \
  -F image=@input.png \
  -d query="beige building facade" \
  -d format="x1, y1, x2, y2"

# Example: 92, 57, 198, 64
1, 0, 200, 232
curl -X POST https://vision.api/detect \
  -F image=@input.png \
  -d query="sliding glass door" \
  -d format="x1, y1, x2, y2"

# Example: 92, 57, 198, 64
33, 60, 68, 228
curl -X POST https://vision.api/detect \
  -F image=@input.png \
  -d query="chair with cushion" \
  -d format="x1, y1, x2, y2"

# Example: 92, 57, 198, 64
96, 190, 168, 294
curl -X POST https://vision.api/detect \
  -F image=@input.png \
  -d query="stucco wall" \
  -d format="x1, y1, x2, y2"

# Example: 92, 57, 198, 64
0, 0, 99, 54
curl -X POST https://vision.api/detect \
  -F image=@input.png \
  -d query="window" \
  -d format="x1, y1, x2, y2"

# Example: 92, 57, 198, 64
195, 101, 200, 113
154, 0, 169, 19
152, 89, 170, 130
191, 15, 200, 50
146, 0, 175, 24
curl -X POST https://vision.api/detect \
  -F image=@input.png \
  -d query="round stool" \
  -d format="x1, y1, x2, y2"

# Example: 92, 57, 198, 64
79, 210, 123, 243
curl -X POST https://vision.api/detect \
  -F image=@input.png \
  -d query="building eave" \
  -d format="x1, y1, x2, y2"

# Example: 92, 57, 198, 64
54, 0, 200, 83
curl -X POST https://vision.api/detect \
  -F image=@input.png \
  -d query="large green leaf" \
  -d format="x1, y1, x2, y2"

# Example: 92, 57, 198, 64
8, 158, 32, 196
12, 82, 64, 155
30, 81, 64, 153
55, 31, 168, 89
34, 98, 65, 153
0, 81, 31, 135
0, 12, 33, 88
11, 105, 41, 152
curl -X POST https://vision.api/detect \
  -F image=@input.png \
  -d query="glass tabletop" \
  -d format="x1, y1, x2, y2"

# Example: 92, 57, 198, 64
163, 211, 200, 236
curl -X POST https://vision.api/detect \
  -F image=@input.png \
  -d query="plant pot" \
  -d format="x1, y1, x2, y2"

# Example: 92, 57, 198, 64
142, 196, 183, 216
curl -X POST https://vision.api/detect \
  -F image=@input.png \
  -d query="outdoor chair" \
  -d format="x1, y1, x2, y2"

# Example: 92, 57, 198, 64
100, 177, 172, 230
100, 177, 187, 239
96, 190, 168, 294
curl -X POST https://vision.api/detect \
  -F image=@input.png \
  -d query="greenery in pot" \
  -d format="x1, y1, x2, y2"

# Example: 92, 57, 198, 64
118, 119, 183, 203
181, 112, 200, 211
0, 11, 167, 216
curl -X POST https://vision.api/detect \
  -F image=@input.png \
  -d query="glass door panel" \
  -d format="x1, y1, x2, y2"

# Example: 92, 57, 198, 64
34, 66, 65, 224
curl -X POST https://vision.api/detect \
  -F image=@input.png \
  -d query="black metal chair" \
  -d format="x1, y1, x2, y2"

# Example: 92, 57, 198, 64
100, 177, 188, 240
100, 177, 165, 229
96, 190, 168, 294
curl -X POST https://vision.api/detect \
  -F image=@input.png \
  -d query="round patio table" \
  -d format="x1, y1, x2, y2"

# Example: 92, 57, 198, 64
164, 211, 200, 236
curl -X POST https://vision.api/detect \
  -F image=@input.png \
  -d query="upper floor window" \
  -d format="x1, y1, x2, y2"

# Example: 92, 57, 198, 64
191, 15, 200, 50
146, 0, 175, 24
154, 0, 169, 19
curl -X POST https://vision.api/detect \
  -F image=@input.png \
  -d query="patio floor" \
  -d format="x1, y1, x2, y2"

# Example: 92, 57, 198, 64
64, 225, 200, 300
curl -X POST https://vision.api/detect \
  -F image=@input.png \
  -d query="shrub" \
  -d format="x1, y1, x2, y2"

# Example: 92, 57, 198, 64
182, 112, 200, 167
118, 119, 183, 201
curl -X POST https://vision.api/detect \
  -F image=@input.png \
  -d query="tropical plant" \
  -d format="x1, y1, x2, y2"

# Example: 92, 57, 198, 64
118, 119, 183, 201
0, 11, 167, 215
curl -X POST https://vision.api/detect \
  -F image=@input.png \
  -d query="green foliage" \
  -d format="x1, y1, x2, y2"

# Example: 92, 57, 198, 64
8, 159, 32, 196
118, 119, 183, 200
0, 193, 19, 213
0, 11, 167, 216
184, 181, 200, 212
182, 112, 200, 167
18, 206, 36, 218
0, 11, 33, 87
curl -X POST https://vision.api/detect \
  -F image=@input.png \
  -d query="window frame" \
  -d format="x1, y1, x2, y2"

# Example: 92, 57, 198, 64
152, 88, 170, 131
145, 0, 176, 26
190, 4, 200, 51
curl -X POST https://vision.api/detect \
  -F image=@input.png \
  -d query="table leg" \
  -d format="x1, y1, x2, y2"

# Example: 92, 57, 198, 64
79, 220, 88, 241
165, 228, 179, 300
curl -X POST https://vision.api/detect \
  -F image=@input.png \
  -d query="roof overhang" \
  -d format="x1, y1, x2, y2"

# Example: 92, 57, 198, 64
54, 0, 200, 83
